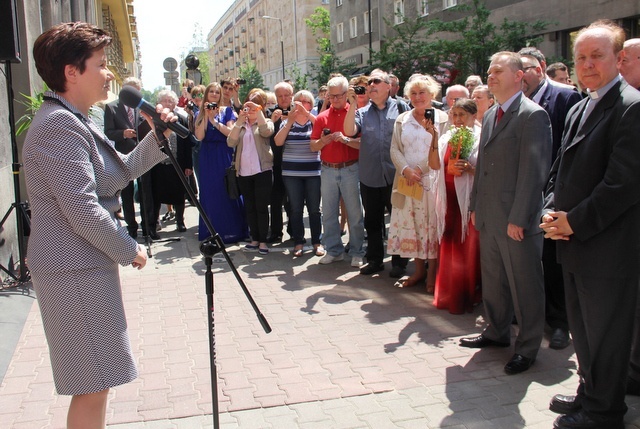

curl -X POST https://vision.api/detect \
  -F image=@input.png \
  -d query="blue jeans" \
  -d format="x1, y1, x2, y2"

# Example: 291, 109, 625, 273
320, 163, 365, 257
283, 176, 322, 245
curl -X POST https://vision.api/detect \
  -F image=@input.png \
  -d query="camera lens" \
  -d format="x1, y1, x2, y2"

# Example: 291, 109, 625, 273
354, 86, 366, 95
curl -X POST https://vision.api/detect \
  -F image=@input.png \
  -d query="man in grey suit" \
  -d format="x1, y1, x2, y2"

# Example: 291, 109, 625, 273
543, 21, 640, 429
462, 51, 552, 375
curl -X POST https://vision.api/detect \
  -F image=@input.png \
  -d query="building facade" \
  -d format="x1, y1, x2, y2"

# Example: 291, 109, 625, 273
207, 0, 328, 90
331, 0, 640, 80
0, 0, 140, 283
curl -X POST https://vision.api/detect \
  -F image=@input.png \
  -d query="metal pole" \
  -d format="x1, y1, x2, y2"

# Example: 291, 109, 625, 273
280, 18, 285, 80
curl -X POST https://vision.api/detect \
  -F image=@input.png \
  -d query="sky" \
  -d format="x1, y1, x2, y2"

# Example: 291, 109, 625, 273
134, 0, 235, 91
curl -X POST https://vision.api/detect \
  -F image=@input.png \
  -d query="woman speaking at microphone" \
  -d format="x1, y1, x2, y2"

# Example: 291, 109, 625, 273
22, 22, 176, 429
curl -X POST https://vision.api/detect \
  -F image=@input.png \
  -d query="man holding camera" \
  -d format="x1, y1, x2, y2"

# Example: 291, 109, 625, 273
266, 81, 294, 243
344, 69, 409, 277
311, 75, 365, 267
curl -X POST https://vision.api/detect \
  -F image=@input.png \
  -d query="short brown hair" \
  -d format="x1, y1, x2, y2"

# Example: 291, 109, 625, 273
245, 88, 268, 110
33, 22, 112, 92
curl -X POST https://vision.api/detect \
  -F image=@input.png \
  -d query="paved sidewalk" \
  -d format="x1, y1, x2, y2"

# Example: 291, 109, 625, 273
1, 204, 640, 428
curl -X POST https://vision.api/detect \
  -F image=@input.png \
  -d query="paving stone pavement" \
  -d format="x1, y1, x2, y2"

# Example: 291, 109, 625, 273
1, 204, 640, 428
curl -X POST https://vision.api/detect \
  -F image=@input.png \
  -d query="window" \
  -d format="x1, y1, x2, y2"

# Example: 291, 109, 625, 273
349, 16, 357, 38
336, 0, 343, 6
443, 0, 457, 9
336, 22, 344, 43
394, 0, 404, 25
321, 0, 329, 3
420, 0, 429, 16
363, 11, 370, 34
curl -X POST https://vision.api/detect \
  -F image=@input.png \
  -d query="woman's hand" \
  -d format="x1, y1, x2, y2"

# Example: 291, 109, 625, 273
452, 159, 474, 175
423, 118, 437, 138
132, 244, 147, 270
236, 107, 249, 125
403, 166, 422, 185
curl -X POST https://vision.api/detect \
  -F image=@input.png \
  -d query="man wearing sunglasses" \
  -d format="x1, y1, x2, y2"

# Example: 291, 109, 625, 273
344, 69, 410, 278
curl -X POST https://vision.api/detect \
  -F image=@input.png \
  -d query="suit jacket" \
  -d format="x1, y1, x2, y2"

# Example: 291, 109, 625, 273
104, 99, 152, 154
538, 82, 583, 164
470, 93, 552, 235
544, 80, 640, 277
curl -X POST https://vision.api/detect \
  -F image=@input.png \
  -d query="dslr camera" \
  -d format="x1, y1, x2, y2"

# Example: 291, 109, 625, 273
236, 78, 247, 85
354, 86, 366, 95
205, 102, 218, 110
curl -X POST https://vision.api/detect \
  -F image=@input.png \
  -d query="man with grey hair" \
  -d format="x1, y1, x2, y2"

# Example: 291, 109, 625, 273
104, 77, 155, 239
444, 84, 469, 111
344, 69, 409, 277
310, 76, 365, 267
465, 75, 483, 94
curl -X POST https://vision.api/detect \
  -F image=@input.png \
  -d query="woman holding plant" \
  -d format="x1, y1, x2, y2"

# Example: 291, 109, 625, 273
433, 98, 482, 314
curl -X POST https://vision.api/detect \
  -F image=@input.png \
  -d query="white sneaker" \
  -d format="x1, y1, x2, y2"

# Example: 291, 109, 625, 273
351, 256, 364, 268
319, 253, 345, 264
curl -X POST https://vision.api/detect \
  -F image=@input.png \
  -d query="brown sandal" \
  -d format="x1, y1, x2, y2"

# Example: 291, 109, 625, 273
293, 246, 304, 258
395, 276, 424, 288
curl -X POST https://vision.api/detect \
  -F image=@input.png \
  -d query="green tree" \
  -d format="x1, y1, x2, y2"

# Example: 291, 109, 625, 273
237, 60, 267, 101
371, 0, 550, 87
305, 7, 352, 87
286, 64, 311, 92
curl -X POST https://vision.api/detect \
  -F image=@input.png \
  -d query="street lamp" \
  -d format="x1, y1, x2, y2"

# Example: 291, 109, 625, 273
261, 15, 285, 81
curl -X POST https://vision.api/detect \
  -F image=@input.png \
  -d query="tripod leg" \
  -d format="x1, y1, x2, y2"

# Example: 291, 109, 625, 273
204, 253, 220, 429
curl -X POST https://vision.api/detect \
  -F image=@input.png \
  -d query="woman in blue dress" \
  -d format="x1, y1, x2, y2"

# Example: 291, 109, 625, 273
194, 82, 248, 243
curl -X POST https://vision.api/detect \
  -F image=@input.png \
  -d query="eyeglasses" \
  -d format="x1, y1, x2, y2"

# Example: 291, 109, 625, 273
368, 78, 388, 85
328, 92, 346, 100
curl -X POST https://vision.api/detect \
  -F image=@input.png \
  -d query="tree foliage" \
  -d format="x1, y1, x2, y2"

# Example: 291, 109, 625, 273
305, 7, 352, 88
237, 60, 267, 101
286, 64, 311, 93
371, 0, 551, 88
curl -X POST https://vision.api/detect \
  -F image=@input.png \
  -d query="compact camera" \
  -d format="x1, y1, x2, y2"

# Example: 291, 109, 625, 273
354, 86, 366, 95
186, 100, 197, 110
243, 107, 250, 113
424, 108, 435, 122
281, 108, 290, 116
205, 102, 218, 110
236, 78, 247, 85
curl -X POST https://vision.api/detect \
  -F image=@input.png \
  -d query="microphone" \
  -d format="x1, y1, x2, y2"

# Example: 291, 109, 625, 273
119, 86, 190, 138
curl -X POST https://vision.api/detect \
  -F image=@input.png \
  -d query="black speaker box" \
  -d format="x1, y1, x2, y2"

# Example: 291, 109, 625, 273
0, 0, 21, 63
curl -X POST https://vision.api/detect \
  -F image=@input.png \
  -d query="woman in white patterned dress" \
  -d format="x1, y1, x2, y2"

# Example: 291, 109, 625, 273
387, 74, 447, 290
22, 23, 176, 429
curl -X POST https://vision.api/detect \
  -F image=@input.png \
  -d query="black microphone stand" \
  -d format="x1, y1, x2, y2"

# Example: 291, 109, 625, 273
0, 60, 30, 284
153, 125, 271, 429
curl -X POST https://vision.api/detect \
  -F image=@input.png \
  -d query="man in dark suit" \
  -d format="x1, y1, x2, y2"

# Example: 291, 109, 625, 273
463, 51, 552, 375
542, 21, 640, 429
104, 77, 156, 239
519, 48, 583, 350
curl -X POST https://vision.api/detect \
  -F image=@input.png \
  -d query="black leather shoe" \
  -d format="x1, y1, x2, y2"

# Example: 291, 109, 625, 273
627, 377, 640, 396
550, 328, 571, 349
266, 234, 282, 244
389, 265, 406, 278
459, 335, 510, 349
504, 353, 535, 375
553, 410, 624, 429
550, 394, 582, 414
148, 231, 161, 240
177, 223, 187, 232
360, 262, 384, 275
128, 230, 138, 239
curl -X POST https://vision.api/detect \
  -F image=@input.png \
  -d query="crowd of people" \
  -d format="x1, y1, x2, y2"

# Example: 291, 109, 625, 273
20, 18, 640, 429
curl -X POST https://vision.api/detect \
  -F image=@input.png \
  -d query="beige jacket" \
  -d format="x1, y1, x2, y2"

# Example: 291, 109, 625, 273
227, 120, 275, 175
